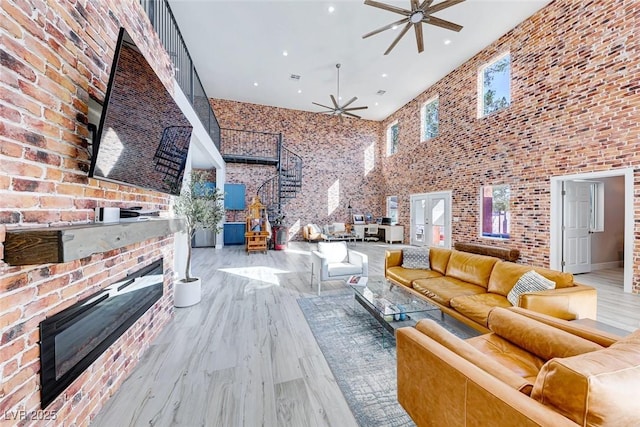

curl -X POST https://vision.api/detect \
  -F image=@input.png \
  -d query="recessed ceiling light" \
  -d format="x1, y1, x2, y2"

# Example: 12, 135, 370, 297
391, 25, 398, 30
444, 39, 452, 45
253, 82, 258, 87
328, 6, 335, 13
375, 102, 379, 106
283, 50, 288, 56
297, 89, 302, 94
381, 73, 387, 78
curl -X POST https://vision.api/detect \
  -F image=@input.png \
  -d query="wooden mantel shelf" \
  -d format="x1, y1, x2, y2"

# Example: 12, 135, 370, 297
4, 218, 186, 266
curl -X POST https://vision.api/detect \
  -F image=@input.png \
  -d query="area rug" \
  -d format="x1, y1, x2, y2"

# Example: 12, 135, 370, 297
297, 289, 476, 427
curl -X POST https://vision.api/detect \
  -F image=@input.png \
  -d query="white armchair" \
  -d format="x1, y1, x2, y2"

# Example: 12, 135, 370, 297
310, 241, 368, 295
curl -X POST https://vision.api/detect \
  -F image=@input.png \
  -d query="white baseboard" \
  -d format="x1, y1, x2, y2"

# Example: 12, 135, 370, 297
591, 261, 622, 271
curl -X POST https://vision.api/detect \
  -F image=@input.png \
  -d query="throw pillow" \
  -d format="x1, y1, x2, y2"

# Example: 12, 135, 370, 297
507, 270, 556, 306
402, 247, 431, 270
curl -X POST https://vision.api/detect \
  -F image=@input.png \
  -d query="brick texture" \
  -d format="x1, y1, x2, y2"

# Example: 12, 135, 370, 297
0, 0, 179, 424
213, 1, 639, 292
211, 99, 386, 239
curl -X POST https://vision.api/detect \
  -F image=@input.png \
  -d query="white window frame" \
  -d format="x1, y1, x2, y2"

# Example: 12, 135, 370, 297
480, 184, 511, 240
421, 96, 439, 141
386, 120, 399, 156
477, 51, 511, 118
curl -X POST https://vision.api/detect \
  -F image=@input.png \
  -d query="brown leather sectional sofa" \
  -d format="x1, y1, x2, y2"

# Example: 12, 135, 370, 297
385, 247, 597, 333
397, 307, 640, 426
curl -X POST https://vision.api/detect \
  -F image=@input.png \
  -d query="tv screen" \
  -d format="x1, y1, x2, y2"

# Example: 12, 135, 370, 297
89, 28, 193, 196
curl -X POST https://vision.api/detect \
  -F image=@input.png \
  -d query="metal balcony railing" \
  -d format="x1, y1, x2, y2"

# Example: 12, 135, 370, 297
139, 0, 220, 150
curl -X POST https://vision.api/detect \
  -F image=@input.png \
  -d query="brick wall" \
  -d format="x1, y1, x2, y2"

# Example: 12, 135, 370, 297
1, 0, 180, 424
212, 99, 386, 239
211, 1, 639, 292
377, 0, 639, 289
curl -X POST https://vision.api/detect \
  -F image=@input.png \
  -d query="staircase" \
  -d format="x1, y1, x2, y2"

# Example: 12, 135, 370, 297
220, 128, 302, 220
153, 125, 192, 192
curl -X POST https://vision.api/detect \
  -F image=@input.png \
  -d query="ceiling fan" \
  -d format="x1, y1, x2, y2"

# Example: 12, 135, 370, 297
363, 0, 465, 55
312, 64, 368, 122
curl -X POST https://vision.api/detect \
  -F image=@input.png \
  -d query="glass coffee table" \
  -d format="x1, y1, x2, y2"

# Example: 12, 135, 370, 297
349, 276, 439, 346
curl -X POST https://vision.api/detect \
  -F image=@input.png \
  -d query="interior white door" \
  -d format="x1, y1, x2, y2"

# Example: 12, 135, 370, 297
563, 181, 592, 273
428, 195, 448, 248
410, 192, 451, 248
411, 198, 426, 246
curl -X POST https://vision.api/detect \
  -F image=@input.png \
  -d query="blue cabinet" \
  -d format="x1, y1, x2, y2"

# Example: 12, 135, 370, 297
224, 184, 246, 210
224, 223, 245, 245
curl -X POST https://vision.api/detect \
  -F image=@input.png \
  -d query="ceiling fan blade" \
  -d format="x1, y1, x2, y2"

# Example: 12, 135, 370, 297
362, 17, 410, 39
384, 22, 412, 55
411, 0, 419, 10
415, 22, 424, 53
419, 0, 435, 11
364, 0, 411, 16
343, 112, 362, 119
312, 102, 335, 110
423, 15, 463, 32
330, 95, 339, 109
344, 106, 368, 111
426, 0, 465, 15
341, 97, 358, 108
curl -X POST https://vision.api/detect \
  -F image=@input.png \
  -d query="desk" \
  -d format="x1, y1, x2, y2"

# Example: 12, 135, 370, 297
352, 224, 404, 243
378, 225, 404, 244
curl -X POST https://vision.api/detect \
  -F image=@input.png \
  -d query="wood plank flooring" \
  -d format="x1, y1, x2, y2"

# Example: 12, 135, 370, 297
92, 242, 640, 426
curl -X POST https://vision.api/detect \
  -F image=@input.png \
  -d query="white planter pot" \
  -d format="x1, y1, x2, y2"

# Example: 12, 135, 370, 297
174, 277, 202, 307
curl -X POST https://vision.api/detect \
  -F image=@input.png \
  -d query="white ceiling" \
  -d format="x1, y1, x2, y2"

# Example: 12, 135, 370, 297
168, 0, 552, 122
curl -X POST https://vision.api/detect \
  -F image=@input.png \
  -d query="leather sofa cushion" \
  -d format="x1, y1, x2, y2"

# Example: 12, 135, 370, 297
450, 293, 512, 327
428, 247, 452, 275
465, 333, 544, 387
445, 251, 499, 288
415, 320, 534, 394
488, 308, 603, 361
532, 329, 640, 426
488, 261, 574, 296
413, 276, 485, 307
386, 266, 441, 288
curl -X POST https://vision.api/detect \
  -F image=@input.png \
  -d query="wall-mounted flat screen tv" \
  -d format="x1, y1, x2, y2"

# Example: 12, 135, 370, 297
89, 28, 193, 196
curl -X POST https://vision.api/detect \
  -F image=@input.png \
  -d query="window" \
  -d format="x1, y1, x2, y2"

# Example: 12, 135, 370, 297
386, 121, 399, 156
421, 97, 439, 140
478, 52, 511, 117
387, 196, 398, 225
481, 185, 510, 239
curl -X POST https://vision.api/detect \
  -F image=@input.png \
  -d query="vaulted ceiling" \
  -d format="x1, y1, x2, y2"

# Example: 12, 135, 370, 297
168, 0, 552, 122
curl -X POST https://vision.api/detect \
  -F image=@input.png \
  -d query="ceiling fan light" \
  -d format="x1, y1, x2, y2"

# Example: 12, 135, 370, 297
410, 11, 424, 23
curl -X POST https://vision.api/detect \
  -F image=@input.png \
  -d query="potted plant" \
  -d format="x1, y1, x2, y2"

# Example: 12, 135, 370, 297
173, 170, 224, 307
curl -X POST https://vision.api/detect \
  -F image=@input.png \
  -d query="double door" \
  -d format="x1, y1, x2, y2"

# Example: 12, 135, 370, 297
410, 192, 451, 248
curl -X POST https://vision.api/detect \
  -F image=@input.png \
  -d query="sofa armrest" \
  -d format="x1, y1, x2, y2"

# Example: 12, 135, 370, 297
414, 320, 533, 394
348, 250, 369, 276
384, 250, 403, 277
311, 250, 328, 278
508, 307, 622, 346
518, 284, 597, 320
397, 327, 579, 427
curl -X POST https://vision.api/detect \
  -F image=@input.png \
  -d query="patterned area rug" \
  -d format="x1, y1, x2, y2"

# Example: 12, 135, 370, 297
298, 289, 476, 427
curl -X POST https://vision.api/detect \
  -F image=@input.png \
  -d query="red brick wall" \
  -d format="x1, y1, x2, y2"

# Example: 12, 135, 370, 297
212, 99, 386, 239
1, 0, 179, 424
378, 0, 639, 286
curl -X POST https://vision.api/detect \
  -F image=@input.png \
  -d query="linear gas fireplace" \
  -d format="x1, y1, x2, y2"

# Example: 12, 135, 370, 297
39, 259, 164, 408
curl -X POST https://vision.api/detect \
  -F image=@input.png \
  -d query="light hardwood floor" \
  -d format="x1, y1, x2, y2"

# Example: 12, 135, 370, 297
92, 242, 640, 426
